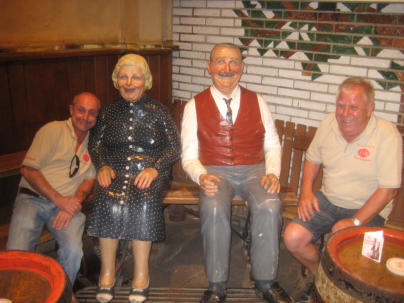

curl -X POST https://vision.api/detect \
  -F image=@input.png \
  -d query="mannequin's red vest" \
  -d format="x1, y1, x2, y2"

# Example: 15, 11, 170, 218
195, 87, 265, 166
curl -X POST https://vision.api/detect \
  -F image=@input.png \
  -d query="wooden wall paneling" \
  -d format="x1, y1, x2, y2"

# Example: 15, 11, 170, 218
66, 56, 94, 102
145, 54, 162, 106
7, 62, 35, 153
94, 54, 119, 107
160, 53, 173, 110
78, 56, 97, 99
104, 54, 121, 105
93, 54, 110, 107
24, 59, 72, 122
0, 48, 174, 155
0, 65, 15, 154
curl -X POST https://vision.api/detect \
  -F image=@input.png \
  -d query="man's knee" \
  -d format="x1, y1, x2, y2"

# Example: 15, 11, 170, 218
283, 222, 313, 252
200, 188, 232, 222
263, 195, 281, 213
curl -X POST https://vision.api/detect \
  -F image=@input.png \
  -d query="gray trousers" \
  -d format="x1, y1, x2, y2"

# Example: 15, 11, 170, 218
199, 163, 282, 283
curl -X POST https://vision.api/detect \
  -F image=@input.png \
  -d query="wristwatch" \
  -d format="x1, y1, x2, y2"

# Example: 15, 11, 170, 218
352, 216, 361, 226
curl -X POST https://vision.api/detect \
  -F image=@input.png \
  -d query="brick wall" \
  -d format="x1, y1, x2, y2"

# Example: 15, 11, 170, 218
172, 0, 404, 142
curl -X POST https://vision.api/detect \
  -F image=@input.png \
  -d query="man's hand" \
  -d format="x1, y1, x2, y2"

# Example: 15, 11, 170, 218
52, 210, 73, 230
97, 166, 116, 187
199, 174, 221, 196
55, 196, 82, 216
331, 218, 355, 233
134, 168, 158, 189
261, 173, 280, 193
298, 191, 320, 222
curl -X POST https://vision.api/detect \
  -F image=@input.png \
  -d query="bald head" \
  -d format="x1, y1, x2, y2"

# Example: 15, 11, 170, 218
70, 92, 100, 138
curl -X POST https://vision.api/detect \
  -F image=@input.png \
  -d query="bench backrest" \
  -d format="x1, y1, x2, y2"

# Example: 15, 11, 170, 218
275, 120, 322, 195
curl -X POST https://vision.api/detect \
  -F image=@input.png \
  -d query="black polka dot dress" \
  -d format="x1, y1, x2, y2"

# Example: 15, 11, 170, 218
87, 95, 180, 241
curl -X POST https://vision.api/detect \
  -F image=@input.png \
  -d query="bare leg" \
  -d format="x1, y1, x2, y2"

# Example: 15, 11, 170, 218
283, 222, 320, 275
131, 239, 152, 288
99, 237, 119, 286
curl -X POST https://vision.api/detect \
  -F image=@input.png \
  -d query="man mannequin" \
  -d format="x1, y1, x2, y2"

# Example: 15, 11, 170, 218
181, 43, 292, 303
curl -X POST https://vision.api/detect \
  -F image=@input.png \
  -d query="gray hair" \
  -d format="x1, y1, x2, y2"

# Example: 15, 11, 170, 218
209, 43, 242, 61
338, 77, 375, 105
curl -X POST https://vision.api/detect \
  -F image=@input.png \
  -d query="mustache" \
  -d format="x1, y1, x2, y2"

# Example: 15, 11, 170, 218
218, 71, 235, 77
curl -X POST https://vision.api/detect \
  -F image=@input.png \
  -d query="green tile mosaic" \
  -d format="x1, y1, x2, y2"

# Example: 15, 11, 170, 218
234, 1, 404, 90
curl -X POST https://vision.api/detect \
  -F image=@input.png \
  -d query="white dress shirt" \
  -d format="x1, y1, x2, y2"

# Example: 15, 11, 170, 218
181, 85, 281, 184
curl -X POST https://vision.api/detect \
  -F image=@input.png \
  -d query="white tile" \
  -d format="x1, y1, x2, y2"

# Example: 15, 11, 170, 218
278, 88, 310, 99
311, 92, 336, 104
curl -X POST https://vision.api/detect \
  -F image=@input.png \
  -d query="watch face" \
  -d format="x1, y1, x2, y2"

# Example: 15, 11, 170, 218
353, 218, 361, 226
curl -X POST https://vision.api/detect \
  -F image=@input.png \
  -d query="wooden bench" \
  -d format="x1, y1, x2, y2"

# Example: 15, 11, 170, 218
163, 100, 321, 220
164, 101, 404, 228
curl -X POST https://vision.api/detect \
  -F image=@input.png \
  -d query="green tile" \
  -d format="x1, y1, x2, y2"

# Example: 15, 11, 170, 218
242, 0, 257, 9
376, 72, 399, 90
391, 61, 404, 71
333, 45, 358, 56
314, 53, 339, 62
257, 48, 269, 56
265, 20, 281, 29
249, 9, 267, 19
238, 37, 250, 47
350, 3, 377, 11
260, 1, 289, 10
257, 38, 272, 48
349, 25, 373, 35
370, 37, 382, 47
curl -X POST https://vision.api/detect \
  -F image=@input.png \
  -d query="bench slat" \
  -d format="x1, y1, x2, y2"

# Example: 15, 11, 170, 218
279, 122, 295, 192
163, 182, 299, 207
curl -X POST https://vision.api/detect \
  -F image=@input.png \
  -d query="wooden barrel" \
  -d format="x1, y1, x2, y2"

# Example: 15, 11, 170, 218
0, 251, 72, 303
313, 226, 404, 303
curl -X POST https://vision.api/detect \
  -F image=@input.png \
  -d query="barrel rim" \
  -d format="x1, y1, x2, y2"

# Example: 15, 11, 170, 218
0, 250, 68, 303
321, 226, 404, 302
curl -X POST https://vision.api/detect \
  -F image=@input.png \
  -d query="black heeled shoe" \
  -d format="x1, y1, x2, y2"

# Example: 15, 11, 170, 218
96, 284, 114, 303
128, 283, 149, 303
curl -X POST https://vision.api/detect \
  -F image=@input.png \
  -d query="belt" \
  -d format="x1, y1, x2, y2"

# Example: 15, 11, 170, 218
19, 187, 41, 198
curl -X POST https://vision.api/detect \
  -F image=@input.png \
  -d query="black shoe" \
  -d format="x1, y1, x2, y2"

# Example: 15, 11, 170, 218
255, 282, 293, 303
96, 284, 114, 303
128, 286, 149, 303
295, 283, 312, 303
200, 290, 226, 303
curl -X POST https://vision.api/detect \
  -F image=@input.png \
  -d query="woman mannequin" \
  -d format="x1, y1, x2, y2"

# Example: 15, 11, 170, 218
87, 54, 180, 303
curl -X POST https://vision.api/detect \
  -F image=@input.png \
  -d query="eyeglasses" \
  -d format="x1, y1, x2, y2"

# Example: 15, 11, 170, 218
69, 154, 80, 178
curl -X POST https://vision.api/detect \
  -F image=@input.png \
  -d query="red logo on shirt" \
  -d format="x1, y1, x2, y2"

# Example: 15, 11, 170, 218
357, 148, 370, 158
82, 154, 90, 162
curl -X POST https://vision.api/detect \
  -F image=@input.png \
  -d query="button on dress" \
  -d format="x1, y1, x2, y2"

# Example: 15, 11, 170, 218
87, 95, 180, 241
